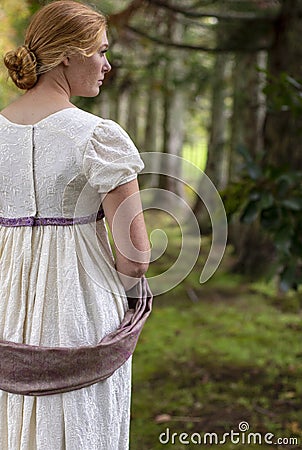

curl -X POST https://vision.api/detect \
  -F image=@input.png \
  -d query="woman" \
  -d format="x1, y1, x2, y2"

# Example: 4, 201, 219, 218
0, 1, 150, 449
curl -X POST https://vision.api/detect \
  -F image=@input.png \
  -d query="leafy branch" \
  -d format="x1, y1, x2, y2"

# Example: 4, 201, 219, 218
147, 0, 278, 21
224, 145, 302, 292
126, 25, 271, 52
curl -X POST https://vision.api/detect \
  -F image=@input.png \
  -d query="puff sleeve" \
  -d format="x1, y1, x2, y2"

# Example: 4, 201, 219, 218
83, 119, 144, 193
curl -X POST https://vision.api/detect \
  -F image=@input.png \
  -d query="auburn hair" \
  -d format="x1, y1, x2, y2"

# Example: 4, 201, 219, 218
4, 0, 107, 90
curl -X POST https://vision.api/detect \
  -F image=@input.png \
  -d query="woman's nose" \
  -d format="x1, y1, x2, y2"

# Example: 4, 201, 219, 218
104, 55, 111, 73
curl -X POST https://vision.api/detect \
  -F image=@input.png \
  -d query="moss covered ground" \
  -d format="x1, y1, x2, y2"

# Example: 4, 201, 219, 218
130, 214, 302, 450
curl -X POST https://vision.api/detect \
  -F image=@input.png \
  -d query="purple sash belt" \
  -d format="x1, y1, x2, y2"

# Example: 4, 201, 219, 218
0, 208, 105, 227
0, 277, 152, 396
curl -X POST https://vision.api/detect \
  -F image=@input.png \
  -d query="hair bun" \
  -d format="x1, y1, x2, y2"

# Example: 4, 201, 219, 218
4, 45, 37, 90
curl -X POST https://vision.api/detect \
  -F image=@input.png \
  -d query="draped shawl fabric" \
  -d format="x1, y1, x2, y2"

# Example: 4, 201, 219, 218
0, 276, 152, 396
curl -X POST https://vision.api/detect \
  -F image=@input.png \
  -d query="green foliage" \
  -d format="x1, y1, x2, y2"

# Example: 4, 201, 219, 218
224, 72, 302, 292
0, 0, 30, 107
263, 71, 302, 116
223, 145, 302, 292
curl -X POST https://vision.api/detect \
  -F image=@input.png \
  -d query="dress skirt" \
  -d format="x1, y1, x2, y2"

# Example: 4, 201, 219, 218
0, 220, 131, 450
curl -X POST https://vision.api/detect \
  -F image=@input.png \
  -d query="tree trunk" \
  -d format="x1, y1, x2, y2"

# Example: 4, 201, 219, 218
192, 52, 229, 224
229, 51, 266, 181
98, 90, 111, 119
264, 0, 302, 169
231, 0, 302, 277
227, 50, 270, 275
108, 86, 120, 123
126, 85, 139, 145
143, 66, 160, 187
206, 53, 229, 191
144, 67, 158, 154
158, 17, 186, 197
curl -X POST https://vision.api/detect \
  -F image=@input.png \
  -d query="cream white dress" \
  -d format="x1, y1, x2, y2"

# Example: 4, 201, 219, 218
0, 108, 144, 450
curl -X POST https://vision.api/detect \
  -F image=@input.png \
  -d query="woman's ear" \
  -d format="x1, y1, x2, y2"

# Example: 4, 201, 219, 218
62, 56, 70, 67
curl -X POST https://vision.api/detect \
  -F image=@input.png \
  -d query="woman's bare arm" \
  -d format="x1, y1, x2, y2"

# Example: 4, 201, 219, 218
102, 178, 150, 291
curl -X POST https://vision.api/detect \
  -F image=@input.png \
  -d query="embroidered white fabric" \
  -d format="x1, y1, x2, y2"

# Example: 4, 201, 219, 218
0, 108, 144, 450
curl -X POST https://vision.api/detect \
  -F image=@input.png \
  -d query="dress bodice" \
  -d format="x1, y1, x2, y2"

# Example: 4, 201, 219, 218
0, 108, 143, 219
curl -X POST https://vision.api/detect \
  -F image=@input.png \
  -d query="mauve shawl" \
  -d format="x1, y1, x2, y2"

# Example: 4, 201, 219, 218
0, 276, 152, 396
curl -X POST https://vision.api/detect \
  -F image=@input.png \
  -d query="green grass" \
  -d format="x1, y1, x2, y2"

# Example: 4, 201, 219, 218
130, 215, 302, 450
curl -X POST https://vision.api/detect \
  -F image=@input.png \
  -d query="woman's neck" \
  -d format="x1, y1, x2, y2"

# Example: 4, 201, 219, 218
0, 66, 76, 125
24, 65, 72, 106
